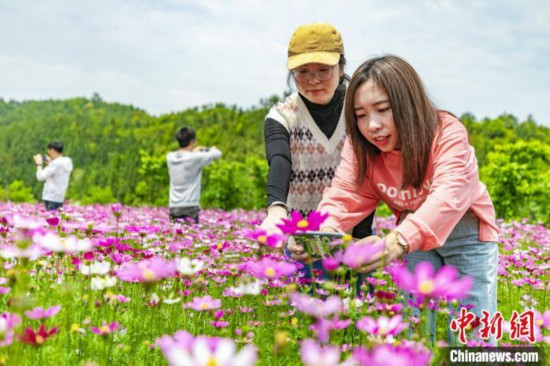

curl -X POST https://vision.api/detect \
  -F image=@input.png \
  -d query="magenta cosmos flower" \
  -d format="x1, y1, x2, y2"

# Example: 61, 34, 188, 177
20, 324, 59, 346
24, 305, 61, 320
246, 228, 285, 249
184, 295, 222, 311
392, 261, 473, 301
241, 257, 297, 280
276, 210, 329, 234
116, 256, 176, 283
341, 241, 384, 269
356, 314, 408, 337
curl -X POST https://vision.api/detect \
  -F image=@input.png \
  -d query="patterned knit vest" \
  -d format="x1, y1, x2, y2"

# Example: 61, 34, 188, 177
266, 93, 347, 217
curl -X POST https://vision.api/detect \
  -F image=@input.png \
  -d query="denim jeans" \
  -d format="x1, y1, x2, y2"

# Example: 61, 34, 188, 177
402, 211, 498, 344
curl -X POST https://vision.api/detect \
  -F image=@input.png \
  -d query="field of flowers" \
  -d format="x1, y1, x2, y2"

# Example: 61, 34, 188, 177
0, 202, 548, 365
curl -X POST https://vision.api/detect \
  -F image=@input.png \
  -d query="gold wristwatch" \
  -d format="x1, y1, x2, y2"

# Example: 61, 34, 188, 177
391, 230, 409, 255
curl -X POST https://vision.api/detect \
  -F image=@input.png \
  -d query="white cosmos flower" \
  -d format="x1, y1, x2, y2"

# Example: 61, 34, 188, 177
34, 232, 92, 253
80, 261, 111, 275
90, 276, 117, 291
176, 257, 205, 276
228, 280, 262, 296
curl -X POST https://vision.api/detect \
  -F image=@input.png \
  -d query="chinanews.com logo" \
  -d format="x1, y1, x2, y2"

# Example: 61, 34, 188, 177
444, 308, 547, 365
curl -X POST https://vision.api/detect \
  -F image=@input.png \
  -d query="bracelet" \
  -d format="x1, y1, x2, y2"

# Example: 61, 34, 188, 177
266, 201, 289, 215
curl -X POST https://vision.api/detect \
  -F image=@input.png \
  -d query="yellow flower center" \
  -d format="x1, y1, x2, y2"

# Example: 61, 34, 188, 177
142, 269, 157, 282
343, 234, 352, 242
200, 303, 210, 309
70, 323, 80, 333
536, 319, 543, 326
257, 235, 267, 244
36, 335, 45, 344
207, 357, 217, 366
379, 327, 387, 335
100, 325, 110, 334
265, 268, 276, 277
217, 243, 223, 250
419, 280, 434, 295
297, 220, 309, 228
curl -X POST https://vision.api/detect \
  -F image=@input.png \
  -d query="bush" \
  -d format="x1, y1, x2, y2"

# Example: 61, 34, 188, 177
481, 140, 550, 222
0, 180, 36, 203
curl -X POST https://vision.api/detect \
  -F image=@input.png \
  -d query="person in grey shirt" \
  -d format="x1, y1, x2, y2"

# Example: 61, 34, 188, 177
167, 127, 221, 223
33, 140, 73, 211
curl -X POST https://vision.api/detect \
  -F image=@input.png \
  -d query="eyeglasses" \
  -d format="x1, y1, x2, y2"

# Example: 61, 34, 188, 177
292, 66, 336, 83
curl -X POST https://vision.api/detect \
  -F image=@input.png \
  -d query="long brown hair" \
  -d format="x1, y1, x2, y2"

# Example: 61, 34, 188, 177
344, 55, 439, 189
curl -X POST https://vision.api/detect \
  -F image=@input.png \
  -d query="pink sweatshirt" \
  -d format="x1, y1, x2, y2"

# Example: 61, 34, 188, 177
318, 113, 499, 252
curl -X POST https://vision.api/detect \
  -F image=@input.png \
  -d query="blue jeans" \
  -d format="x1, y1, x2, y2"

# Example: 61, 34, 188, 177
402, 211, 498, 344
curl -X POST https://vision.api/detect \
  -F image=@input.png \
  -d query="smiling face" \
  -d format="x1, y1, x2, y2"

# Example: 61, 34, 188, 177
353, 80, 400, 152
292, 63, 342, 105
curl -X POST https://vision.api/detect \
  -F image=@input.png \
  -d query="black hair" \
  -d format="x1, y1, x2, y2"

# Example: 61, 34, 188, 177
47, 141, 64, 153
176, 127, 196, 147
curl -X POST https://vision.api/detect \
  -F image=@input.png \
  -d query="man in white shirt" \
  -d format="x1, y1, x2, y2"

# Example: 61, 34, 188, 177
33, 141, 73, 210
167, 127, 221, 223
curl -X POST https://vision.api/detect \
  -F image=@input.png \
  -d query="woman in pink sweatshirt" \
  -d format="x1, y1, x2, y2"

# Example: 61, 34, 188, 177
292, 55, 498, 334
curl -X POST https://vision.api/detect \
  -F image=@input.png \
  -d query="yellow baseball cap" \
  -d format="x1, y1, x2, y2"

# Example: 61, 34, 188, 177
287, 22, 344, 70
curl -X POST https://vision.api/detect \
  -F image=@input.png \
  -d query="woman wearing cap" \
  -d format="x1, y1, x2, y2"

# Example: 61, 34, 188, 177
261, 22, 375, 282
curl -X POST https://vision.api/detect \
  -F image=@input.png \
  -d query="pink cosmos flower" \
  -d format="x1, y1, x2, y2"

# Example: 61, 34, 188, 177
310, 316, 352, 344
392, 261, 473, 301
245, 228, 285, 249
184, 295, 222, 311
300, 338, 347, 366
211, 321, 229, 328
341, 241, 384, 269
90, 321, 120, 336
156, 331, 257, 366
116, 256, 176, 283
110, 203, 123, 218
240, 257, 297, 279
289, 292, 343, 318
356, 314, 408, 337
276, 210, 329, 234
541, 310, 550, 329
25, 305, 61, 320
352, 342, 431, 366
0, 312, 22, 347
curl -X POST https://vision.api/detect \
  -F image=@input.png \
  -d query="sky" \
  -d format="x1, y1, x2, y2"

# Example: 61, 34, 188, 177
1, 0, 550, 126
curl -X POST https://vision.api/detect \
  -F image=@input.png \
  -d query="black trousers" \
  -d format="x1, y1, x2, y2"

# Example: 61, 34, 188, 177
169, 206, 199, 224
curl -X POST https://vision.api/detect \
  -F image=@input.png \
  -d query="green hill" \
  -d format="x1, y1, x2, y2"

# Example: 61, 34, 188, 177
0, 94, 549, 220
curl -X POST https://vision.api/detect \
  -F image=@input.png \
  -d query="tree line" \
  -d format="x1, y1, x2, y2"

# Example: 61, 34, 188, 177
0, 94, 548, 223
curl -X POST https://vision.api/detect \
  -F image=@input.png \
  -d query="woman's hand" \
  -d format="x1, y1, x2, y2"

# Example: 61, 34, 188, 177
354, 232, 406, 273
287, 236, 310, 262
260, 205, 287, 235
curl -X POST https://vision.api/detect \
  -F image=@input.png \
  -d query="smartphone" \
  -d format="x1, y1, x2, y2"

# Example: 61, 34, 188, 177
292, 231, 345, 258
